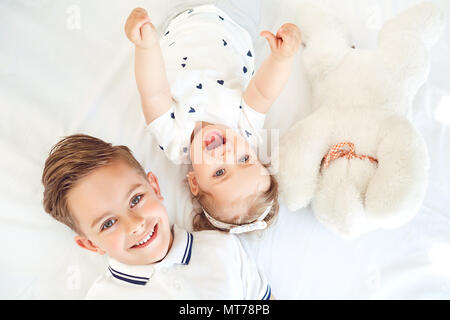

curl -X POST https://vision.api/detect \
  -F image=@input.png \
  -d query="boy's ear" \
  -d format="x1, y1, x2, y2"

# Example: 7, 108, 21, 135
74, 236, 105, 255
187, 171, 199, 196
147, 171, 163, 200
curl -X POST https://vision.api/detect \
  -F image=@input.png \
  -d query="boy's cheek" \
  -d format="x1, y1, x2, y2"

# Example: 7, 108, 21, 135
142, 201, 171, 232
99, 232, 126, 254
144, 199, 167, 215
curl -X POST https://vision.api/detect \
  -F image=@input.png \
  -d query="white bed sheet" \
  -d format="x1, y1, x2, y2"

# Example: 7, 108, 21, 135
0, 0, 449, 299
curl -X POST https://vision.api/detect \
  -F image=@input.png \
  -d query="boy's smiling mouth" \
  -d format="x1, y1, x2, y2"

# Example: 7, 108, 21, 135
130, 224, 158, 249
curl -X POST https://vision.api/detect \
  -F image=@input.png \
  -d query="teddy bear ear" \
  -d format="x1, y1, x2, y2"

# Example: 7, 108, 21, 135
378, 2, 445, 52
296, 4, 351, 77
375, 2, 445, 113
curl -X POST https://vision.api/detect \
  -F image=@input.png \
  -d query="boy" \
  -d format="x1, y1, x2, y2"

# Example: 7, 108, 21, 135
42, 134, 271, 299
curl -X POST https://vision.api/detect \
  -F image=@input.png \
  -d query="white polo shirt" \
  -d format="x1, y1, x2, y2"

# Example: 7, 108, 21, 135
86, 225, 271, 300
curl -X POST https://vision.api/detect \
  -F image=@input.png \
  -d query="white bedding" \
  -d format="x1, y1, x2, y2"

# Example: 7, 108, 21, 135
1, 0, 449, 299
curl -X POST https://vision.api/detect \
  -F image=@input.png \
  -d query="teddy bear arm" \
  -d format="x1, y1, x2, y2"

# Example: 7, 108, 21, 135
277, 113, 332, 211
365, 120, 429, 229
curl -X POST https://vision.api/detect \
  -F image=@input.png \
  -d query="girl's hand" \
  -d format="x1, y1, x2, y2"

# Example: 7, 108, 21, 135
260, 23, 302, 60
125, 8, 158, 49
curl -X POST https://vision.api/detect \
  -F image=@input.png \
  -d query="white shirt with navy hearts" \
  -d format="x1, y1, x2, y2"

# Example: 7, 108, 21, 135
145, 4, 266, 165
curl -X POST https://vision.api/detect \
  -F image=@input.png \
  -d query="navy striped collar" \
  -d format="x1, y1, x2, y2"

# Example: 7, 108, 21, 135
262, 285, 271, 300
107, 225, 193, 286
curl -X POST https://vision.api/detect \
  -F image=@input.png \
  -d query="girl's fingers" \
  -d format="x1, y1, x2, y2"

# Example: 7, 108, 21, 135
131, 17, 149, 40
140, 22, 154, 40
260, 30, 278, 52
125, 8, 153, 45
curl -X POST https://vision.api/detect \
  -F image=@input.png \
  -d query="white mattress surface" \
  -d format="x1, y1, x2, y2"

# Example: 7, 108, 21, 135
0, 0, 449, 299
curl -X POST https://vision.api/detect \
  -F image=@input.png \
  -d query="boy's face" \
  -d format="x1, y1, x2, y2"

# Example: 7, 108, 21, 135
69, 160, 172, 265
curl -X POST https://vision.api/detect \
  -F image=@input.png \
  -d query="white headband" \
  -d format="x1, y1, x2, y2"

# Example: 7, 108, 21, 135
202, 202, 273, 234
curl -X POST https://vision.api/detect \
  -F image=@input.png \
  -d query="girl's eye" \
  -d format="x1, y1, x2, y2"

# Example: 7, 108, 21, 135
238, 154, 250, 163
214, 169, 225, 177
101, 218, 117, 231
130, 194, 142, 208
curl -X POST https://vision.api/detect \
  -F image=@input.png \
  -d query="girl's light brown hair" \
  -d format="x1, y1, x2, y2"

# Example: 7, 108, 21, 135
42, 134, 146, 234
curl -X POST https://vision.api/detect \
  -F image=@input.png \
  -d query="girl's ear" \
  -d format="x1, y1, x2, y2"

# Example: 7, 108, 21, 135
147, 171, 163, 200
186, 171, 199, 196
74, 236, 105, 255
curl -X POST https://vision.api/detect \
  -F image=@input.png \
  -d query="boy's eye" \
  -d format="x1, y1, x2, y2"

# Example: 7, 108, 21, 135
214, 169, 225, 177
101, 218, 117, 231
130, 194, 143, 208
238, 154, 250, 163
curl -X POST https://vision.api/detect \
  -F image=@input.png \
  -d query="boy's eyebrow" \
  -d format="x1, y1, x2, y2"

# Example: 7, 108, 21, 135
90, 183, 142, 229
90, 211, 112, 230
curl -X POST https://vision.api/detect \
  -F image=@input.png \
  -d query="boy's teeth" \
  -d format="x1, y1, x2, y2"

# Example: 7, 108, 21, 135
136, 231, 153, 246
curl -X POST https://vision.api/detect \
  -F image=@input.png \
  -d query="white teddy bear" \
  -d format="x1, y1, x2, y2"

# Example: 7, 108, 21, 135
277, 2, 445, 238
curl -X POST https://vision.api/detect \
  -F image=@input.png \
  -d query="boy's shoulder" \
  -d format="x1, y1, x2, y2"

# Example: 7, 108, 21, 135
84, 227, 247, 299
190, 229, 245, 260
192, 228, 240, 246
85, 272, 121, 300
85, 272, 156, 300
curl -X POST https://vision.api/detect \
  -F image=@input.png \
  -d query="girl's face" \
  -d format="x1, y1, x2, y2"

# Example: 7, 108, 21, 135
188, 124, 270, 223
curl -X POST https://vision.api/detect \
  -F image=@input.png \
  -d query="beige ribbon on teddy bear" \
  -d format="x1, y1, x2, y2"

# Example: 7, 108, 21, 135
321, 142, 378, 170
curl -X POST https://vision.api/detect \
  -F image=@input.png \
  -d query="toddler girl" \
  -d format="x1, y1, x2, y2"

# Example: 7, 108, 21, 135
125, 4, 301, 234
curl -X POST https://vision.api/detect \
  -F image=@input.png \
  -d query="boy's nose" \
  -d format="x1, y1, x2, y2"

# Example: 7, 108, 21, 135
126, 213, 145, 235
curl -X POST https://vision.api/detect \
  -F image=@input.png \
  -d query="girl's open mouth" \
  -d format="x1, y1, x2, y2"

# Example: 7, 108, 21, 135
204, 130, 226, 151
130, 224, 158, 249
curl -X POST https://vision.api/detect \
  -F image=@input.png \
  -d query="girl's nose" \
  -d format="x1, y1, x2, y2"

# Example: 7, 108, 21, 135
215, 139, 234, 163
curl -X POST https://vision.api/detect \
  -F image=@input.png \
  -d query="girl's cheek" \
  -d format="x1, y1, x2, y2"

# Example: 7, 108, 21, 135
190, 139, 205, 165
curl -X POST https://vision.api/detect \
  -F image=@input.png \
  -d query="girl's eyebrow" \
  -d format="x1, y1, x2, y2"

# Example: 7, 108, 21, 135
212, 161, 255, 186
90, 183, 142, 229
213, 171, 232, 185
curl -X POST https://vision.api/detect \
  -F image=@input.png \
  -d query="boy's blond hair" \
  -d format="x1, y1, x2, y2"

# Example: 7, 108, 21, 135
42, 134, 146, 234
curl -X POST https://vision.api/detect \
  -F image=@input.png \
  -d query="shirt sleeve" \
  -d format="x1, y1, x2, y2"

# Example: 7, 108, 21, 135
84, 274, 109, 300
237, 97, 267, 151
240, 97, 266, 129
144, 105, 192, 165
233, 236, 271, 300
